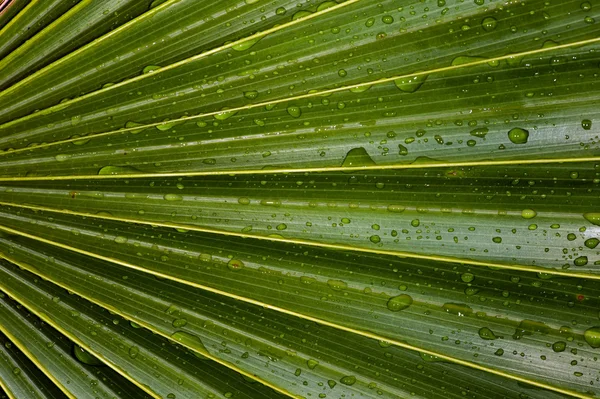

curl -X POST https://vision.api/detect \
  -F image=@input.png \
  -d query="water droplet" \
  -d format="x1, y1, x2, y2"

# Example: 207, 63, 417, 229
513, 320, 550, 339
521, 209, 537, 219
215, 108, 238, 120
340, 375, 356, 386
238, 197, 250, 205
387, 205, 406, 213
584, 238, 599, 249
287, 106, 302, 118
327, 279, 348, 291
478, 327, 498, 340
481, 17, 497, 31
341, 147, 376, 168
584, 327, 600, 348
394, 74, 428, 93
73, 344, 104, 366
232, 36, 262, 51
143, 65, 161, 74
508, 128, 529, 144
125, 121, 146, 134
581, 119, 592, 130
164, 194, 183, 201
228, 259, 245, 271
552, 341, 566, 352
55, 154, 71, 162
387, 294, 413, 311
114, 236, 128, 244
470, 127, 489, 138
172, 318, 188, 328
369, 235, 381, 244
584, 213, 600, 226
244, 91, 259, 100
460, 273, 474, 283
171, 331, 209, 354
307, 359, 319, 369
574, 256, 588, 266
98, 165, 141, 175
129, 346, 140, 359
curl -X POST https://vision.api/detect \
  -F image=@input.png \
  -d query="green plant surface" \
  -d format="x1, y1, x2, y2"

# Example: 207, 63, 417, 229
0, 0, 599, 398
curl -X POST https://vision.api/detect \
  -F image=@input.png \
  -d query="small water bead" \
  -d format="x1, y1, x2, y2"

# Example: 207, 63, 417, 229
172, 318, 188, 328
521, 209, 537, 219
386, 294, 413, 311
232, 36, 262, 51
128, 346, 140, 359
460, 273, 474, 283
243, 91, 259, 100
478, 327, 498, 340
508, 128, 529, 144
382, 15, 394, 24
215, 108, 237, 120
164, 193, 183, 201
55, 154, 71, 162
338, 69, 347, 77
340, 375, 356, 386
228, 259, 245, 271
552, 341, 567, 352
114, 236, 128, 244
307, 359, 319, 369
370, 235, 381, 243
574, 256, 588, 266
287, 106, 302, 118
470, 127, 488, 138
481, 17, 497, 32
582, 119, 592, 130
142, 65, 161, 74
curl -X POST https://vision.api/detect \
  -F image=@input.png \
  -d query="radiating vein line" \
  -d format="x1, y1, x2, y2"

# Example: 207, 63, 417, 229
0, 0, 361, 129
0, 373, 16, 399
0, 200, 597, 282
1, 155, 600, 182
0, 318, 77, 399
0, 0, 38, 38
0, 255, 299, 399
0, 226, 591, 399
1, 34, 598, 156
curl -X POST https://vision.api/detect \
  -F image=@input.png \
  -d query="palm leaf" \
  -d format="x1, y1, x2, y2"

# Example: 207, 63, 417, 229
0, 0, 599, 398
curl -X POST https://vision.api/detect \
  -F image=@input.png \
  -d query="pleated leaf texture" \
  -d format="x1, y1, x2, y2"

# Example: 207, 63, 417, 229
0, 0, 599, 398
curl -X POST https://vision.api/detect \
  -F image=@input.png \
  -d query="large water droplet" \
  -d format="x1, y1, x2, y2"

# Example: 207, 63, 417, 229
584, 327, 600, 348
228, 259, 245, 271
73, 344, 104, 366
508, 128, 529, 144
478, 327, 498, 340
340, 375, 356, 386
481, 17, 497, 31
394, 75, 428, 93
583, 213, 600, 226
215, 108, 238, 120
287, 106, 302, 118
387, 294, 413, 311
98, 166, 141, 175
341, 147, 376, 168
232, 36, 262, 51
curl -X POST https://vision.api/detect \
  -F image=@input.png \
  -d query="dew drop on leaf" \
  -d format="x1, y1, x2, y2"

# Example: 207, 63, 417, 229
386, 294, 413, 311
508, 128, 529, 144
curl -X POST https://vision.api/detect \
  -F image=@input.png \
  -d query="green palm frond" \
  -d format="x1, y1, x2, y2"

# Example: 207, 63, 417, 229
0, 0, 599, 398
